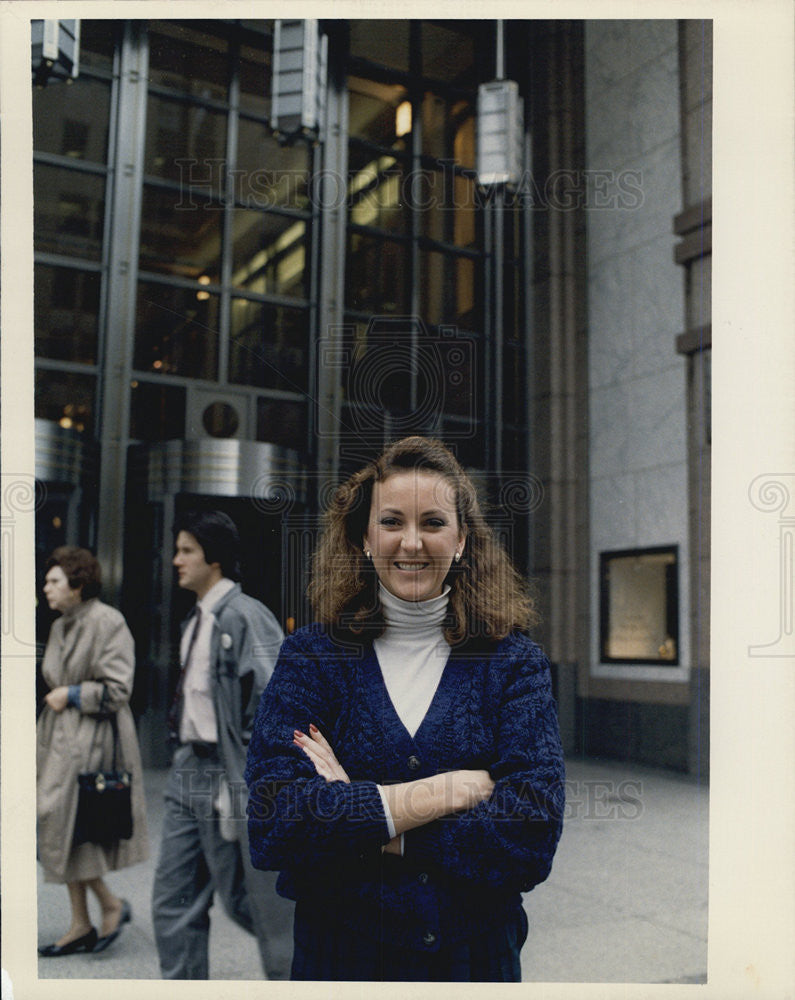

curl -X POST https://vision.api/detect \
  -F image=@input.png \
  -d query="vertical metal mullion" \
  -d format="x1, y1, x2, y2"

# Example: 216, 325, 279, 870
522, 125, 535, 574
408, 19, 422, 420
219, 36, 238, 389
306, 139, 322, 468
96, 20, 149, 602
93, 33, 122, 446
482, 199, 493, 473
315, 30, 349, 487
492, 186, 504, 473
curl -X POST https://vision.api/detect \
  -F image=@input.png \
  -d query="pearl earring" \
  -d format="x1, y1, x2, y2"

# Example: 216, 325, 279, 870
365, 550, 372, 560
454, 552, 461, 563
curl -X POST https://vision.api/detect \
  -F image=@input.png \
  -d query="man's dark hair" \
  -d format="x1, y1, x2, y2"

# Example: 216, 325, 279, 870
173, 510, 242, 582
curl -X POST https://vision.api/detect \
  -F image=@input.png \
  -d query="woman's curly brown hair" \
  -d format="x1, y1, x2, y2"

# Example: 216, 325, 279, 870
46, 546, 102, 599
308, 436, 539, 645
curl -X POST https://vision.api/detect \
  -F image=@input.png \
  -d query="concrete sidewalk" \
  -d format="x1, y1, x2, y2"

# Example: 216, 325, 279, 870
36, 756, 708, 983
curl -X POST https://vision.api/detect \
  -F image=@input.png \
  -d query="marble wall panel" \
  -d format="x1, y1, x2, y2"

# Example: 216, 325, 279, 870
627, 369, 687, 471
633, 462, 689, 543
589, 382, 634, 478
589, 471, 636, 550
587, 255, 636, 389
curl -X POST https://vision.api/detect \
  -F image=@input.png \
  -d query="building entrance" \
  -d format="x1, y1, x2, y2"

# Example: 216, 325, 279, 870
123, 439, 307, 765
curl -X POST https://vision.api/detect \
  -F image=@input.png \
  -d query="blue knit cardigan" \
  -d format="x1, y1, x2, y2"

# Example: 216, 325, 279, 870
245, 624, 565, 955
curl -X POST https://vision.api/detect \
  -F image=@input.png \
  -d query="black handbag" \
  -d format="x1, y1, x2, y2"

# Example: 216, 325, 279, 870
73, 712, 133, 847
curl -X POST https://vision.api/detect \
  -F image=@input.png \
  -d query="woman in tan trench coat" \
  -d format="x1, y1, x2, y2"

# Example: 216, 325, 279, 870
37, 547, 148, 956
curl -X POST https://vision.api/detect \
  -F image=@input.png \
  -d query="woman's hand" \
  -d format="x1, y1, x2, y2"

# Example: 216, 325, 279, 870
293, 724, 350, 783
44, 686, 69, 713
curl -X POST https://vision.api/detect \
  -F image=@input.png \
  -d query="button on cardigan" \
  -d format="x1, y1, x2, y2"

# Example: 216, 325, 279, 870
245, 624, 566, 954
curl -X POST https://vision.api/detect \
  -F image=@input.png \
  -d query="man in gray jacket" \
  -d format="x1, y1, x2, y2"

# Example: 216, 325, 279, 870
152, 509, 294, 979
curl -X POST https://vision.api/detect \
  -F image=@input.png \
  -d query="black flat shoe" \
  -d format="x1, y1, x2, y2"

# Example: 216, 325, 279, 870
38, 927, 98, 956
92, 899, 131, 953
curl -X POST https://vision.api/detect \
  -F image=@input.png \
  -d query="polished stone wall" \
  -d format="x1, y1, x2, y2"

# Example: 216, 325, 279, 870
584, 21, 691, 694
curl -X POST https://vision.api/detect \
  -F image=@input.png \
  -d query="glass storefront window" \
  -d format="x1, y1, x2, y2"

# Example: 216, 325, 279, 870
236, 120, 310, 210
148, 21, 229, 100
144, 95, 227, 191
421, 93, 476, 167
420, 170, 480, 250
345, 232, 409, 314
78, 20, 119, 73
135, 282, 220, 379
230, 209, 307, 299
35, 368, 95, 432
420, 250, 481, 330
34, 264, 100, 364
129, 381, 187, 441
139, 185, 223, 282
421, 21, 477, 85
349, 20, 410, 73
33, 77, 111, 162
229, 299, 309, 392
257, 398, 306, 451
240, 40, 272, 117
348, 155, 407, 235
34, 165, 106, 261
348, 76, 409, 148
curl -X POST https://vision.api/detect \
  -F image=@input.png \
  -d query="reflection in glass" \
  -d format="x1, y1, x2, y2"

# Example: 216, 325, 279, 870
140, 185, 222, 281
230, 210, 307, 298
144, 96, 227, 191
257, 398, 306, 451
422, 93, 475, 166
236, 120, 310, 210
202, 402, 240, 438
421, 21, 476, 85
148, 21, 229, 100
421, 171, 480, 250
78, 21, 118, 72
349, 21, 410, 73
35, 369, 96, 432
33, 77, 111, 162
129, 381, 186, 441
348, 76, 409, 147
240, 42, 272, 116
135, 283, 219, 379
420, 250, 481, 330
229, 299, 308, 392
345, 233, 408, 314
35, 264, 100, 364
348, 155, 407, 234
34, 166, 106, 261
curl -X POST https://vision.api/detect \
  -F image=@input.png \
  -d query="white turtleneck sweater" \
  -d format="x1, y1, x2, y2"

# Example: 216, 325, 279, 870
374, 583, 451, 739
373, 585, 452, 849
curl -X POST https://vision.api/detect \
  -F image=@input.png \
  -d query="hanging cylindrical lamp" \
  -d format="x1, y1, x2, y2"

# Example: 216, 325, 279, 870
271, 19, 328, 144
31, 19, 80, 87
476, 20, 524, 187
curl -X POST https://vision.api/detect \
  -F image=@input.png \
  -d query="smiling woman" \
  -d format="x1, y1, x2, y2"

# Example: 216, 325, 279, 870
245, 437, 565, 982
363, 470, 466, 603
